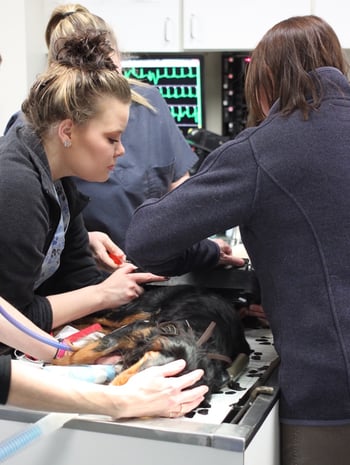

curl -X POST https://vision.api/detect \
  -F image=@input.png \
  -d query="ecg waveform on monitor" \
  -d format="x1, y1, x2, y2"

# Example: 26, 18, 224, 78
160, 85, 198, 100
168, 105, 200, 125
123, 66, 199, 87
122, 58, 203, 131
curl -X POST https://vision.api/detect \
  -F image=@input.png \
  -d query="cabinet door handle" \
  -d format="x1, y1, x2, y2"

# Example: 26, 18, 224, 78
190, 14, 198, 39
164, 17, 173, 42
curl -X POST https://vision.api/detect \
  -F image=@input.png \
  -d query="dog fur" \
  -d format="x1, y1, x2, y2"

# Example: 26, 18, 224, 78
54, 285, 251, 400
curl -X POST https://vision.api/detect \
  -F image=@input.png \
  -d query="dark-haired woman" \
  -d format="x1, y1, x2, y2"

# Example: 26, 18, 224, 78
126, 15, 350, 464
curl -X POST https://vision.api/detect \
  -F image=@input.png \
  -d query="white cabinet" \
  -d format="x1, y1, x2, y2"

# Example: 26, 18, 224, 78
90, 0, 182, 53
311, 0, 350, 48
44, 0, 317, 53
44, 0, 182, 53
42, 1, 350, 53
183, 0, 311, 51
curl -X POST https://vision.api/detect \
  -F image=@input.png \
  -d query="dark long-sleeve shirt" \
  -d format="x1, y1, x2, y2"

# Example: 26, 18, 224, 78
0, 124, 104, 331
0, 356, 11, 404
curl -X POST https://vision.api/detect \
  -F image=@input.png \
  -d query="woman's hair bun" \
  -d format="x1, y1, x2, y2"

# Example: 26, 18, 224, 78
53, 29, 117, 71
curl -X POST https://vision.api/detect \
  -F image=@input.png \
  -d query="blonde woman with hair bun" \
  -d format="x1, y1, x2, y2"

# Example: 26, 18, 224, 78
0, 31, 169, 340
0, 45, 207, 420
44, 4, 199, 268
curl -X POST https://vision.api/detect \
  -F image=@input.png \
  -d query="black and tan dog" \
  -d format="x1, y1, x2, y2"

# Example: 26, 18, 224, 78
54, 285, 251, 400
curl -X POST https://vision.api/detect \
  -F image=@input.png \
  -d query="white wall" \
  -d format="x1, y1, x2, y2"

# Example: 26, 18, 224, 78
0, 0, 46, 134
1, 2, 350, 136
0, 1, 224, 135
202, 52, 222, 134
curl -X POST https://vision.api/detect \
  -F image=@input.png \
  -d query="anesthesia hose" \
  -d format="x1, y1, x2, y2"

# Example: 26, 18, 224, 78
0, 304, 72, 352
0, 413, 78, 462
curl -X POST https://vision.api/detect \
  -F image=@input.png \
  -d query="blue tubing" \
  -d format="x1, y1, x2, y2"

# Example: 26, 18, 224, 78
0, 424, 42, 462
0, 413, 77, 462
0, 304, 72, 351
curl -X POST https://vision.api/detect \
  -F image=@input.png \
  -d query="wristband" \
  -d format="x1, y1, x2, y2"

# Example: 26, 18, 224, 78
54, 339, 67, 359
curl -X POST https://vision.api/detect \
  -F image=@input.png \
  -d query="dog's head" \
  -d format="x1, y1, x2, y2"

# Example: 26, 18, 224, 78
95, 285, 251, 396
55, 285, 250, 403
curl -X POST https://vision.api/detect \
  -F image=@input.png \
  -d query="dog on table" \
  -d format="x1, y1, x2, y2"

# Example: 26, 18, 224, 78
54, 285, 251, 402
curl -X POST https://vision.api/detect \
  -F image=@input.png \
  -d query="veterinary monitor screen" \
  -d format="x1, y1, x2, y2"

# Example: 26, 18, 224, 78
122, 54, 205, 135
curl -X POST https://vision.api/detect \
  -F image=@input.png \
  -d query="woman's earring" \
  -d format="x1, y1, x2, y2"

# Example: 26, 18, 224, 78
63, 140, 72, 148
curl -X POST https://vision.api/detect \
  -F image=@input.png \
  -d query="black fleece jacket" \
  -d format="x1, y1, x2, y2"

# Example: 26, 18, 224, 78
0, 124, 103, 332
126, 68, 350, 424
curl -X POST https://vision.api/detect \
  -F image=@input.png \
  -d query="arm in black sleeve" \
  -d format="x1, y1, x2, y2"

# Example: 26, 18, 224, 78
126, 138, 258, 276
0, 355, 12, 404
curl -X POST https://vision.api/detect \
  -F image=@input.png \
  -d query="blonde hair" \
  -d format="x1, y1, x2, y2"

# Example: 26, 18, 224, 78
46, 3, 154, 111
22, 31, 131, 137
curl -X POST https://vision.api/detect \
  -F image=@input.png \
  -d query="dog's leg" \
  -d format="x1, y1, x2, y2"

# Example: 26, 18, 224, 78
52, 339, 116, 366
110, 351, 161, 386
95, 312, 151, 330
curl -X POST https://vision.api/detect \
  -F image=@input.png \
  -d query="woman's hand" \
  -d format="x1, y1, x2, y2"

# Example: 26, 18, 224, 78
99, 262, 168, 308
88, 231, 126, 271
48, 262, 168, 328
7, 359, 206, 419
210, 238, 246, 267
114, 359, 208, 419
239, 304, 269, 328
